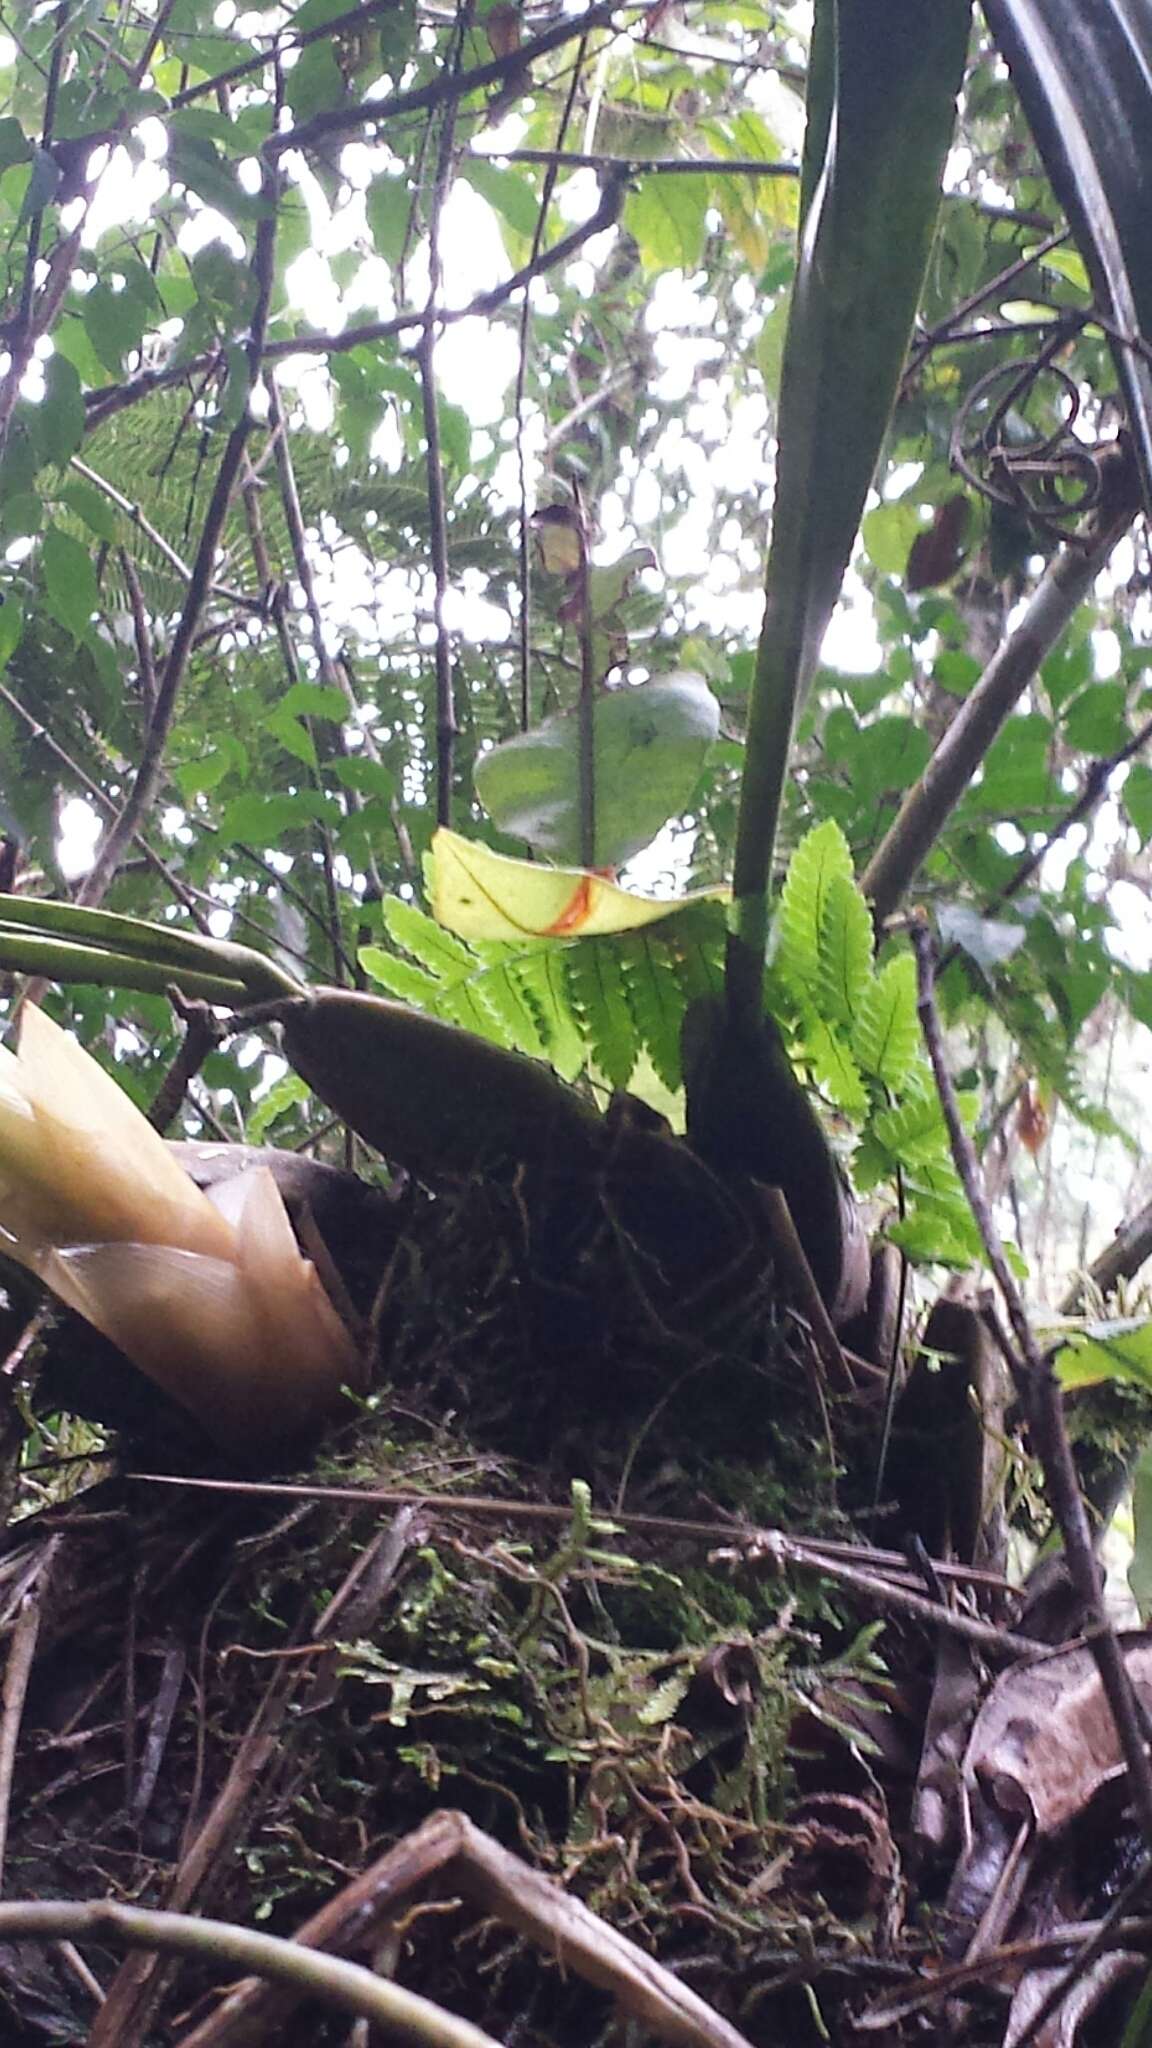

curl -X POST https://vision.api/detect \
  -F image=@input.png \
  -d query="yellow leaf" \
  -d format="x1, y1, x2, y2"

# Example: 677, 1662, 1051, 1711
431, 830, 726, 941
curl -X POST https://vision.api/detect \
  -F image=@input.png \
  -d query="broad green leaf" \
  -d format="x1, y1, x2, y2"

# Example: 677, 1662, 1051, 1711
83, 280, 148, 376
1062, 681, 1130, 755
1124, 760, 1152, 841
278, 681, 348, 720
431, 829, 726, 942
852, 953, 918, 1088
266, 707, 317, 768
285, 39, 346, 121
173, 752, 232, 798
33, 353, 85, 467
1056, 1319, 1152, 1393
41, 526, 97, 640
861, 499, 923, 578
0, 119, 29, 176
0, 600, 23, 672
366, 173, 412, 266
61, 480, 120, 543
168, 131, 260, 226
475, 673, 720, 870
625, 177, 709, 273
219, 792, 316, 844
461, 158, 539, 240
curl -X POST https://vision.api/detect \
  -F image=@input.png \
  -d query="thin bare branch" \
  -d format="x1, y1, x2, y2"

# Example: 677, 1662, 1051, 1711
910, 917, 1152, 1849
77, 175, 280, 909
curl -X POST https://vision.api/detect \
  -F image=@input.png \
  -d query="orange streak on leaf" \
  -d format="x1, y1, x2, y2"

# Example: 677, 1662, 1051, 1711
545, 876, 595, 935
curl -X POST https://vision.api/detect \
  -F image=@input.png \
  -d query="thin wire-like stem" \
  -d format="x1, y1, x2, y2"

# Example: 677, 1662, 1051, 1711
910, 918, 1152, 1850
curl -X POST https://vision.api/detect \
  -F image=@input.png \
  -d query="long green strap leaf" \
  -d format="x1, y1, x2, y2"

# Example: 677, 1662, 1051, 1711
983, 0, 1152, 512
729, 0, 972, 1019
0, 894, 301, 1002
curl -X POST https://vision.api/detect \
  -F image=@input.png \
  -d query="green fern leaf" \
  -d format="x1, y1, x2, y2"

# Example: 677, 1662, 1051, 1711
776, 818, 855, 999
565, 939, 639, 1090
384, 897, 475, 978
817, 872, 874, 1025
852, 952, 918, 1087
359, 945, 440, 1006
662, 899, 726, 1007
803, 1014, 868, 1118
618, 931, 688, 1092
512, 950, 586, 1080
469, 956, 550, 1059
433, 975, 512, 1045
870, 1091, 951, 1167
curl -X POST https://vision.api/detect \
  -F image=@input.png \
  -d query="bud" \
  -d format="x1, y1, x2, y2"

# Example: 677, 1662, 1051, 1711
0, 1007, 362, 1446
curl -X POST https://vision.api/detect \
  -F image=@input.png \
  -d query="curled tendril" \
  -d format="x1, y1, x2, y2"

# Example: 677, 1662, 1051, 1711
949, 337, 1110, 541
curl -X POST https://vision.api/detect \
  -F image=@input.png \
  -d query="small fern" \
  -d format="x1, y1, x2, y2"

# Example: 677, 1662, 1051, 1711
361, 824, 995, 1271
359, 895, 727, 1100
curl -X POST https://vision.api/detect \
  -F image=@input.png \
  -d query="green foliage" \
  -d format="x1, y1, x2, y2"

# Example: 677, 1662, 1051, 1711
0, 0, 1140, 1309
360, 895, 725, 1095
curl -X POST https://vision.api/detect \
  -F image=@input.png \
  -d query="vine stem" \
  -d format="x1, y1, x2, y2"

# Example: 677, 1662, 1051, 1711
910, 917, 1152, 1851
0, 1900, 501, 2047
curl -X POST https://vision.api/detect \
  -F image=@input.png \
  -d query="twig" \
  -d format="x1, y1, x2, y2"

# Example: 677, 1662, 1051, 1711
0, 4, 71, 463
0, 1540, 58, 1891
260, 386, 353, 985
265, 1, 632, 160
0, 682, 213, 929
910, 917, 1152, 1847
513, 32, 592, 727
502, 148, 798, 175
758, 1186, 854, 1392
0, 1899, 503, 2047
146, 993, 221, 1133
75, 165, 280, 909
169, 0, 403, 108
72, 457, 261, 612
171, 1806, 754, 2048
417, 13, 470, 830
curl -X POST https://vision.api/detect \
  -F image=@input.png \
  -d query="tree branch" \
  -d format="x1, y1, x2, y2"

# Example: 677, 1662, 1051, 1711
76, 177, 280, 909
265, 0, 632, 161
862, 457, 1139, 921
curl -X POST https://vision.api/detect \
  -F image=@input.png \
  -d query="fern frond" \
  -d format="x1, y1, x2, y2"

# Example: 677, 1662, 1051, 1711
803, 1014, 868, 1118
852, 953, 918, 1089
565, 940, 640, 1090
618, 931, 688, 1092
816, 871, 874, 1025
776, 818, 854, 999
